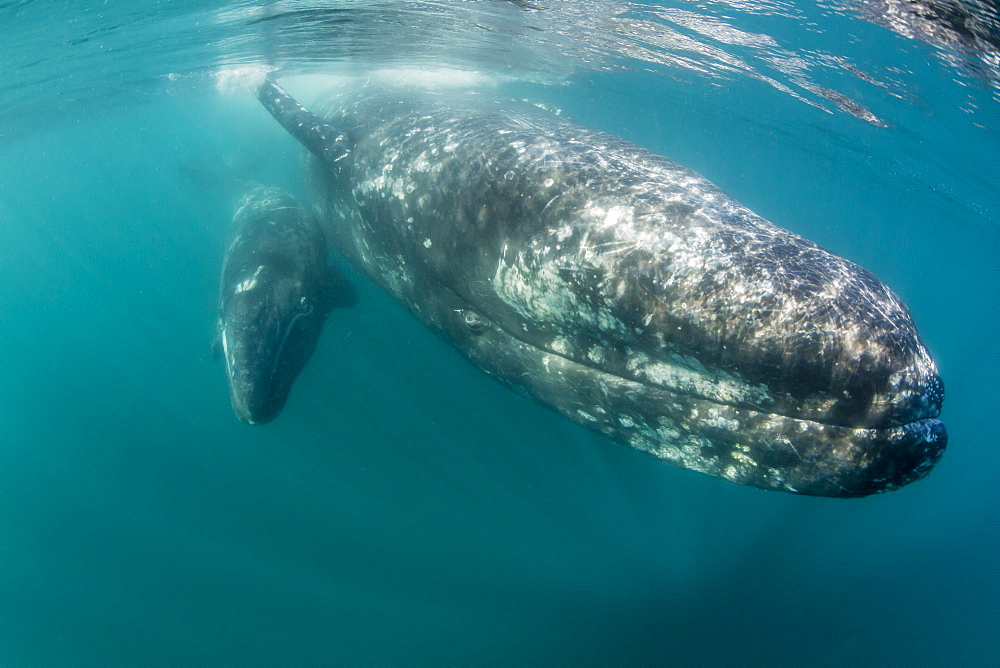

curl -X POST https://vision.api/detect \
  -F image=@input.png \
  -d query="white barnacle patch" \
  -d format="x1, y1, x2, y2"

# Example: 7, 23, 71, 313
493, 249, 628, 340
655, 422, 682, 443
423, 238, 432, 248
587, 345, 606, 364
411, 151, 431, 172
550, 337, 572, 355
388, 176, 408, 200
619, 416, 717, 475
577, 410, 597, 422
601, 205, 630, 229
626, 350, 772, 408
554, 225, 573, 242
704, 407, 740, 432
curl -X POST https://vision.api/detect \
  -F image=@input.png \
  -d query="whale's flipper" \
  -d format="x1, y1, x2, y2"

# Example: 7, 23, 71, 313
256, 77, 351, 165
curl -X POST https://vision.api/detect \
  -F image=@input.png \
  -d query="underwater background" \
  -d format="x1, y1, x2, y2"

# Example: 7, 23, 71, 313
1, 1, 997, 665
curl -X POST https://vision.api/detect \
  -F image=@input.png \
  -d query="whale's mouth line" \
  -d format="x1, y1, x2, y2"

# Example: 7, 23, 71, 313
474, 306, 933, 436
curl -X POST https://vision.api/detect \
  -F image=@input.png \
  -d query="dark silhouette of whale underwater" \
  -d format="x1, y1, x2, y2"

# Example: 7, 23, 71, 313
218, 186, 355, 424
253, 76, 946, 497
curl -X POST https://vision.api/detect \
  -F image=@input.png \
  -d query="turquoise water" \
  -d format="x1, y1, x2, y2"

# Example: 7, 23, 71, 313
2, 1, 997, 664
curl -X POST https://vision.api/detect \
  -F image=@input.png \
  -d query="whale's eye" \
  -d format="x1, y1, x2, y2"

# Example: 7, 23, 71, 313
460, 309, 487, 335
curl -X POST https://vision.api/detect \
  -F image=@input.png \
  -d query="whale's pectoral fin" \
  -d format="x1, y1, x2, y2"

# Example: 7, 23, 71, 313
256, 76, 351, 165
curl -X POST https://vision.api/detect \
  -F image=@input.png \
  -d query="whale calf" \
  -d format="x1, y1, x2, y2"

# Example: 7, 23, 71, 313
256, 77, 946, 496
218, 185, 355, 424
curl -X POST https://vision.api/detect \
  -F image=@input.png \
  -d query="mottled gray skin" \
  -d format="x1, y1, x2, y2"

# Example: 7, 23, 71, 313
219, 186, 355, 424
257, 78, 946, 496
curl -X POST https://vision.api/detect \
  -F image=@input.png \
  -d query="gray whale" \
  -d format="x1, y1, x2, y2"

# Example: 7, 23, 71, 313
219, 185, 355, 424
257, 77, 946, 496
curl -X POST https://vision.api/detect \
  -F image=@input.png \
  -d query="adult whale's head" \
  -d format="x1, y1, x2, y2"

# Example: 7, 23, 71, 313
257, 77, 945, 496
219, 186, 355, 424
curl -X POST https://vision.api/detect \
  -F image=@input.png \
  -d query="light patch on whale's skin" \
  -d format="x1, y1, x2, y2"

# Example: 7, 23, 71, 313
624, 350, 772, 408
235, 265, 265, 294
257, 78, 946, 497
493, 248, 629, 338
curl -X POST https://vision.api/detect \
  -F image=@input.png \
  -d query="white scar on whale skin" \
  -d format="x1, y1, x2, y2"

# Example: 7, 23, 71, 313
235, 265, 265, 294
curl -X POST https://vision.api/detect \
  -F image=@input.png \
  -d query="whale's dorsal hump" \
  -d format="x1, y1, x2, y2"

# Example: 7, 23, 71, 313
257, 76, 351, 165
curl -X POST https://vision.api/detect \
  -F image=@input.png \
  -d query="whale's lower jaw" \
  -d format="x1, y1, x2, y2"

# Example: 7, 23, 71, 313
397, 280, 945, 498
473, 323, 946, 497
